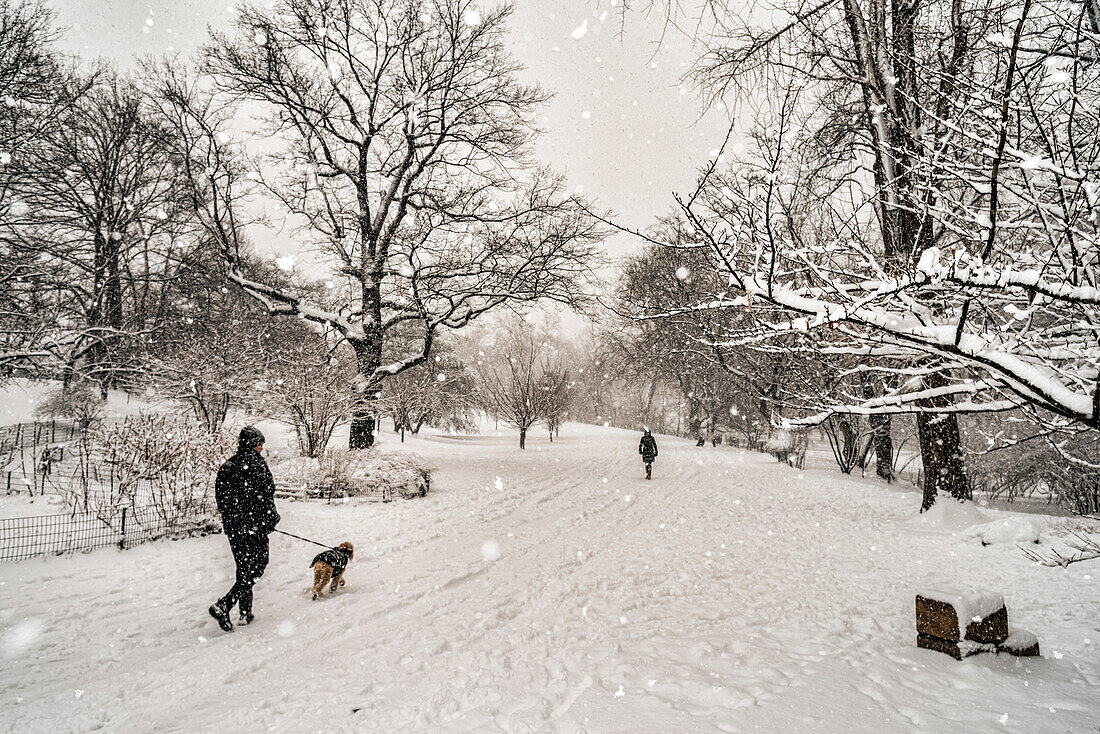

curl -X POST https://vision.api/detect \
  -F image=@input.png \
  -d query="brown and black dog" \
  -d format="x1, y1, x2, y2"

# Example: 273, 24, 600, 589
310, 542, 354, 600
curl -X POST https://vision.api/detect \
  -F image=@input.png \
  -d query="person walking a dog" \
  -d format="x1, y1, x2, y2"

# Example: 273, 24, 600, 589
208, 425, 280, 632
639, 428, 658, 480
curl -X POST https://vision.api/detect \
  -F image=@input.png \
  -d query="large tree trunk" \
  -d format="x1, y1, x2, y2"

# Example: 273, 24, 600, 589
917, 412, 968, 511
519, 427, 527, 450
350, 408, 377, 449
349, 334, 382, 449
915, 371, 969, 511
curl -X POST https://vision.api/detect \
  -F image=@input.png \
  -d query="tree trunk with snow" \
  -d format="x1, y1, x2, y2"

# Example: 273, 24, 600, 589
870, 414, 893, 482
917, 413, 969, 511
917, 374, 969, 510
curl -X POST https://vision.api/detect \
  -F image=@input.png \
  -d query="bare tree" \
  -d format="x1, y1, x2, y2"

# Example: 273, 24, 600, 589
152, 0, 602, 450
381, 340, 477, 440
139, 257, 281, 433
612, 0, 1100, 509
0, 1, 91, 375
260, 325, 358, 457
144, 322, 263, 434
473, 317, 569, 449
15, 70, 194, 392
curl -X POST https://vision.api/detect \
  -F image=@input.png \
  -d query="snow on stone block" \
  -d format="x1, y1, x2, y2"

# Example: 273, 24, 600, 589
998, 629, 1040, 657
916, 590, 1008, 644
963, 517, 1041, 546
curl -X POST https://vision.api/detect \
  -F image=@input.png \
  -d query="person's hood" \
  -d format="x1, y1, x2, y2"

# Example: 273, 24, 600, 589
238, 425, 265, 451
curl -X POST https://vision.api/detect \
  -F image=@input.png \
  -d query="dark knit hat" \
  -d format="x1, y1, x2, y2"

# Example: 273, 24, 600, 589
238, 425, 265, 449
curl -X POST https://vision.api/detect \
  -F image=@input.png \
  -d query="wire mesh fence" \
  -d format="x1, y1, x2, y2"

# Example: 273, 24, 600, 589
2, 419, 87, 496
0, 505, 221, 562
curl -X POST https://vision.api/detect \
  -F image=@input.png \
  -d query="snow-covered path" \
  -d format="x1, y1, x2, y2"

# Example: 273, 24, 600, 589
2, 424, 1098, 733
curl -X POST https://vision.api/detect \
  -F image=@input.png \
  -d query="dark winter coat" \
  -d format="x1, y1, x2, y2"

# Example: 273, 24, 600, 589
215, 447, 280, 538
310, 547, 352, 576
639, 434, 658, 462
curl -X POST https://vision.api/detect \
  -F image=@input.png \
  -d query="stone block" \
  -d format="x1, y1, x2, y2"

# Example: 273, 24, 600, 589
998, 629, 1040, 657
916, 634, 993, 660
915, 593, 1008, 645
966, 604, 1008, 644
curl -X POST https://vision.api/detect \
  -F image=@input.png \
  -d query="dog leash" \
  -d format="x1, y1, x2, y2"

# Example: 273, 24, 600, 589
273, 529, 332, 549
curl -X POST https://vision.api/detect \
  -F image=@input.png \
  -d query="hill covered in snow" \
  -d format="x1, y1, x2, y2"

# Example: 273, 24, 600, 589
2, 423, 1098, 732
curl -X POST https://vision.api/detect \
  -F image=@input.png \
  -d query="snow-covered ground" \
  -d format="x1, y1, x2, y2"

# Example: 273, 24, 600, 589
2, 423, 1099, 733
0, 378, 161, 427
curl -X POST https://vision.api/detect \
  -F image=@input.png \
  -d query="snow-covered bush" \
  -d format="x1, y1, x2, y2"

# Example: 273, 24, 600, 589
64, 413, 232, 534
765, 428, 806, 469
273, 448, 432, 500
34, 381, 105, 430
963, 517, 1042, 547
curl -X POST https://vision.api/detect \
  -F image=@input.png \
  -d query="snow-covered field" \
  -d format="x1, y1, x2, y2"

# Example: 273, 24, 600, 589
2, 423, 1099, 733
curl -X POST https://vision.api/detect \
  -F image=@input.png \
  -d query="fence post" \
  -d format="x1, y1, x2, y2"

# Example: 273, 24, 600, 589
119, 507, 127, 550
51, 420, 55, 443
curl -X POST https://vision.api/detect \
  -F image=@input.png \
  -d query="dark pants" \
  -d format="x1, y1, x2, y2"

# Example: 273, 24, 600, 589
644, 459, 654, 479
217, 531, 269, 616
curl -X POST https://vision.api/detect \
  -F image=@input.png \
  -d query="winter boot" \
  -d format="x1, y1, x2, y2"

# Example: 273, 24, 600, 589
645, 464, 652, 480
208, 603, 233, 632
238, 609, 254, 626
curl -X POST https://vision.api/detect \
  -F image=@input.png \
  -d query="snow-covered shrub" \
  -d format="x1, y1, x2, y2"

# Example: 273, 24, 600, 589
765, 428, 807, 469
65, 414, 233, 535
764, 428, 791, 454
963, 517, 1042, 547
34, 381, 104, 430
273, 448, 432, 500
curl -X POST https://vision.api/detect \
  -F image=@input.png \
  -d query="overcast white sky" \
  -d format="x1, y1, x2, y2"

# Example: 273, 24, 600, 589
53, 0, 734, 261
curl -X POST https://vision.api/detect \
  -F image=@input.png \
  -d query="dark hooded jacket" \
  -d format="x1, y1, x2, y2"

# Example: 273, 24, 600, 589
215, 443, 280, 538
639, 433, 658, 462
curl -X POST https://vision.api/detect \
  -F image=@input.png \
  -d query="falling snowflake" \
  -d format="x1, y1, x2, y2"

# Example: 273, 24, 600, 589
675, 266, 690, 280
481, 539, 501, 562
571, 19, 588, 39
2, 618, 43, 656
